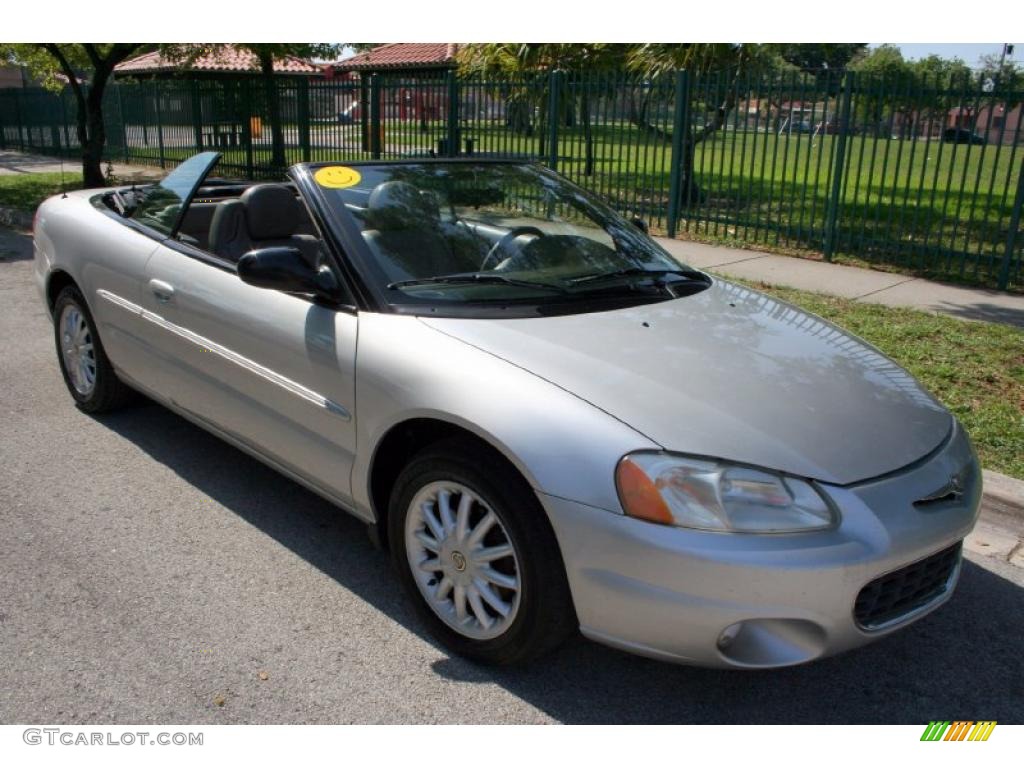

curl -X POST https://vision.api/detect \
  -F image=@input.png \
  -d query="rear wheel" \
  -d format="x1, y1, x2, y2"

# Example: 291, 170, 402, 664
389, 438, 576, 665
53, 286, 133, 413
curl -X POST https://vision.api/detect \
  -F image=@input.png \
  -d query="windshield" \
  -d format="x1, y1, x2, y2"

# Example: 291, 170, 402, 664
308, 162, 708, 315
131, 151, 221, 236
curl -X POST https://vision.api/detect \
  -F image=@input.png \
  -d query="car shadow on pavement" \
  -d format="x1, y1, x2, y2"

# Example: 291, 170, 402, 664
97, 400, 1024, 725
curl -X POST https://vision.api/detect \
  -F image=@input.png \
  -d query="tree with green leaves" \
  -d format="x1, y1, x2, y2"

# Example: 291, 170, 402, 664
978, 52, 1023, 108
849, 44, 917, 136
909, 54, 974, 133
0, 44, 145, 187
774, 44, 867, 74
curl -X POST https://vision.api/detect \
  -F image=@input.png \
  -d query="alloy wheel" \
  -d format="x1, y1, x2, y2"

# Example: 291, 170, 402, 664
59, 304, 97, 396
404, 481, 522, 640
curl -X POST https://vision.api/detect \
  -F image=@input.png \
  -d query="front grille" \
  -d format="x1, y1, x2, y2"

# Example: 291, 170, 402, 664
854, 542, 962, 629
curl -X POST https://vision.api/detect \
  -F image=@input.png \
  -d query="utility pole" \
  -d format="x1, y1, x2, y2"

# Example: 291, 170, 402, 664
998, 43, 1013, 70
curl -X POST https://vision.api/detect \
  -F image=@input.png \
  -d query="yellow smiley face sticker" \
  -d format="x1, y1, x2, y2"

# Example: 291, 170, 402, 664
314, 166, 362, 189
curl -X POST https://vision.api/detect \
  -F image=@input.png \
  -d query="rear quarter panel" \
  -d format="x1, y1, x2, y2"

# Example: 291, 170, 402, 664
34, 191, 162, 371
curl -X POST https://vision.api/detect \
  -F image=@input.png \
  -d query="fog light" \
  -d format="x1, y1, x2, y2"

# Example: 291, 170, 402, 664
717, 622, 743, 649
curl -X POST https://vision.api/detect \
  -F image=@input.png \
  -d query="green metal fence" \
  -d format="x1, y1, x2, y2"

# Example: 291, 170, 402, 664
1, 68, 1021, 289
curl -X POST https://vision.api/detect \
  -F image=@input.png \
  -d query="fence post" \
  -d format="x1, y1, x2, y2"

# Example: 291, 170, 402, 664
667, 70, 691, 238
359, 78, 370, 152
190, 80, 204, 151
60, 90, 71, 154
998, 157, 1024, 291
15, 91, 26, 150
297, 78, 311, 163
116, 83, 129, 163
823, 70, 853, 261
0, 93, 6, 150
446, 70, 460, 157
242, 79, 255, 179
546, 70, 562, 171
154, 84, 166, 169
369, 74, 382, 159
49, 91, 61, 154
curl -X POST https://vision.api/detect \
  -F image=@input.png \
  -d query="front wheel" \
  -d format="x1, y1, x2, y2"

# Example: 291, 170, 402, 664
389, 438, 576, 665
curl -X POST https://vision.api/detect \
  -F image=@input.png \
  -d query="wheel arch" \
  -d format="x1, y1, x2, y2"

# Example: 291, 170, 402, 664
45, 268, 80, 314
366, 416, 543, 552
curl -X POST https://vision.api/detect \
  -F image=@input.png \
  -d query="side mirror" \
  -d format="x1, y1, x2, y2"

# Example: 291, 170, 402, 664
237, 247, 341, 301
630, 216, 649, 234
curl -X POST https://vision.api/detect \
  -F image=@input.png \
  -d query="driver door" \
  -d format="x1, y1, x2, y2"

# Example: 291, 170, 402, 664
140, 240, 359, 506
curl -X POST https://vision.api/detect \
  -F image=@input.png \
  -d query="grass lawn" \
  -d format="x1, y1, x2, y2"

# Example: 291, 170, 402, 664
0, 171, 83, 213
751, 281, 1024, 479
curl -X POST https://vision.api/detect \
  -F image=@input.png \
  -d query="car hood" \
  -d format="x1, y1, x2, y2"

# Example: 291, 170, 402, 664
420, 279, 952, 485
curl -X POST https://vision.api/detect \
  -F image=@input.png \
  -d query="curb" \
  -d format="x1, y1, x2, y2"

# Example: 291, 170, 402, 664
982, 470, 1024, 521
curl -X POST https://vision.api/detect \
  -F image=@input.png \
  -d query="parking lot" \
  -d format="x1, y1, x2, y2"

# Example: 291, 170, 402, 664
1, 227, 1022, 724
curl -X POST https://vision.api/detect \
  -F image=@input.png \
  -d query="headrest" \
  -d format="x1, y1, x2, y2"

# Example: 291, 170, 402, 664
241, 184, 301, 240
367, 181, 439, 231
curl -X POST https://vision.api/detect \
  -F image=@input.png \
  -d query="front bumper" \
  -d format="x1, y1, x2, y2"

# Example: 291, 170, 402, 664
541, 422, 981, 668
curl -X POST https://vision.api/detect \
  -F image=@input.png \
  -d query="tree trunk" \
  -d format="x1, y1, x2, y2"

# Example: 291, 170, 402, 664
678, 129, 704, 206
537, 95, 546, 158
42, 44, 141, 189
260, 55, 287, 170
63, 85, 99, 187
506, 93, 534, 135
626, 71, 740, 208
627, 86, 673, 142
81, 88, 108, 188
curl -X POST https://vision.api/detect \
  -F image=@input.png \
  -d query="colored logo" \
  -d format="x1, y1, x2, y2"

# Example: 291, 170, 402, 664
920, 721, 997, 741
314, 166, 362, 189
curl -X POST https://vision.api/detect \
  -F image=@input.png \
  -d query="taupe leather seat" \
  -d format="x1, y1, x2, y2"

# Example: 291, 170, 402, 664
209, 184, 320, 266
361, 181, 475, 281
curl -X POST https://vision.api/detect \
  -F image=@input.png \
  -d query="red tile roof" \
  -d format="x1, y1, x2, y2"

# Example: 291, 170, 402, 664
331, 43, 459, 71
115, 46, 320, 76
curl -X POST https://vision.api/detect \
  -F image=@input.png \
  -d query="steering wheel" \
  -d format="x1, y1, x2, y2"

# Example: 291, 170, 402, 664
480, 226, 545, 271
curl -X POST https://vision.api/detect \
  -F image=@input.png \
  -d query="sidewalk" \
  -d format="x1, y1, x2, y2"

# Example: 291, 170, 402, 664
656, 238, 1024, 329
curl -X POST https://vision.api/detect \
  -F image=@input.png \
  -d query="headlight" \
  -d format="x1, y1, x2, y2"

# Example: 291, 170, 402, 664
615, 453, 836, 533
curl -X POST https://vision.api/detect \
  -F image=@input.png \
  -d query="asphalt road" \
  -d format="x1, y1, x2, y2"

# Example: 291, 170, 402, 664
1, 227, 1022, 724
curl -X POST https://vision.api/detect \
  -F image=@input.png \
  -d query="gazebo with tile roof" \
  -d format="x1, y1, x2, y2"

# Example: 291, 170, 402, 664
325, 44, 459, 79
115, 47, 322, 79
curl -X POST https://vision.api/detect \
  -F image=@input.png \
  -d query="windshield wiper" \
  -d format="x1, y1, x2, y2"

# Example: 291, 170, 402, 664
387, 273, 570, 294
568, 267, 707, 286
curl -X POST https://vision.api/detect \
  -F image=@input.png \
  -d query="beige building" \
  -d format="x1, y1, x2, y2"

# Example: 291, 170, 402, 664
0, 64, 29, 89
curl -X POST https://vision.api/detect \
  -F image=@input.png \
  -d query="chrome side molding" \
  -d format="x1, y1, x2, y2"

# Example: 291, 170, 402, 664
97, 289, 351, 421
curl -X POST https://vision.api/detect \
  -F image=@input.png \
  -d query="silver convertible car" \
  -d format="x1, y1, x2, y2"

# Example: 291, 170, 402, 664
33, 152, 981, 668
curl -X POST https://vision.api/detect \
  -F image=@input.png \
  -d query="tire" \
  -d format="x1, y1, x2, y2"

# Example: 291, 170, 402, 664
53, 285, 133, 413
388, 437, 576, 665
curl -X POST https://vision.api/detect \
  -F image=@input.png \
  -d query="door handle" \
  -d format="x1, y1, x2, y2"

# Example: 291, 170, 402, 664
148, 279, 175, 303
